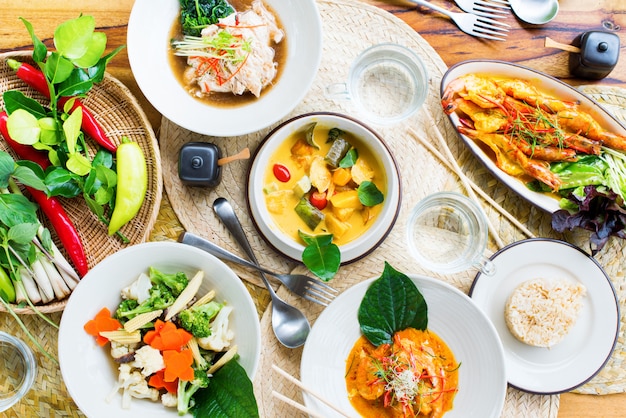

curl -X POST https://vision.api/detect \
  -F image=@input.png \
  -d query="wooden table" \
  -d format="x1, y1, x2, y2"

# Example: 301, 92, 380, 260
1, 0, 625, 416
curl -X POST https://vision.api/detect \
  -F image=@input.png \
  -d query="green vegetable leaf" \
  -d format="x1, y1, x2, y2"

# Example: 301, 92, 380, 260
299, 231, 340, 281
38, 117, 61, 145
85, 45, 125, 84
57, 68, 94, 97
358, 262, 428, 346
12, 165, 46, 191
0, 151, 15, 189
8, 223, 39, 245
71, 31, 107, 68
0, 194, 39, 227
44, 52, 75, 85
358, 181, 384, 207
45, 168, 82, 198
339, 148, 358, 168
54, 15, 95, 60
304, 122, 319, 149
63, 106, 83, 154
192, 359, 259, 418
20, 18, 47, 62
66, 153, 92, 176
3, 90, 47, 118
6, 109, 41, 145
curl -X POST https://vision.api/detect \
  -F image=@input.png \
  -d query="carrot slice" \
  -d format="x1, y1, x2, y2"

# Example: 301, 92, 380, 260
163, 349, 194, 382
148, 370, 178, 393
145, 320, 192, 352
84, 307, 122, 346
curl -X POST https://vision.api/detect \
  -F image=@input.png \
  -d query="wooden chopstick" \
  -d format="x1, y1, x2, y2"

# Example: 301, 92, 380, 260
410, 115, 535, 241
271, 391, 327, 418
271, 364, 352, 418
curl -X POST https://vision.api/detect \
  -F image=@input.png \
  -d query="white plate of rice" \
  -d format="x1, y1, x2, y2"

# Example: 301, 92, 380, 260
469, 238, 619, 394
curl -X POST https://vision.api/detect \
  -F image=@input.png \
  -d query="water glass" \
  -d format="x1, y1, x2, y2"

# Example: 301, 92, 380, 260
407, 192, 495, 275
325, 43, 429, 125
0, 332, 37, 412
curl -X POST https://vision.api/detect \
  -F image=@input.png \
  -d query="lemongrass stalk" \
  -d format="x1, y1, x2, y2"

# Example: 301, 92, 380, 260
35, 226, 80, 283
18, 266, 42, 304
30, 259, 54, 303
14, 272, 59, 329
41, 257, 71, 299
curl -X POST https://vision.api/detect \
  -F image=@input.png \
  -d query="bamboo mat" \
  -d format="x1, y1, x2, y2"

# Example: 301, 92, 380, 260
2, 1, 626, 417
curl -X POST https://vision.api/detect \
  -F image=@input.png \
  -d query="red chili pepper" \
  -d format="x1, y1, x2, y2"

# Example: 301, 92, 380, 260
272, 163, 291, 182
6, 59, 117, 153
0, 112, 89, 277
310, 191, 327, 210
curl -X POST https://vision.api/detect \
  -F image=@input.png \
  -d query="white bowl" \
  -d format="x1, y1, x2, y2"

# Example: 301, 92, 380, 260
301, 274, 507, 418
127, 0, 322, 137
58, 242, 260, 418
247, 112, 401, 263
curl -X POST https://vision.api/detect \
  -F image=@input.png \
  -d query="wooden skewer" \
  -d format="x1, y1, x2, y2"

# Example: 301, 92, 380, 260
271, 364, 352, 418
423, 111, 506, 249
545, 37, 581, 53
217, 147, 250, 166
408, 125, 535, 240
271, 391, 327, 418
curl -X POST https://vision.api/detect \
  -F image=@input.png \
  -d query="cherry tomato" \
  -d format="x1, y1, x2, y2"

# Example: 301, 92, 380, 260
310, 191, 327, 210
273, 163, 291, 182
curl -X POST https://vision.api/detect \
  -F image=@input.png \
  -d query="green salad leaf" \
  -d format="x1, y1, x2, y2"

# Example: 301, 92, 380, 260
358, 180, 384, 207
192, 358, 259, 418
180, 0, 235, 37
358, 262, 428, 346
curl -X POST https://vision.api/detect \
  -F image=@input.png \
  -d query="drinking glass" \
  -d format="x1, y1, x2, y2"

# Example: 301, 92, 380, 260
0, 332, 37, 412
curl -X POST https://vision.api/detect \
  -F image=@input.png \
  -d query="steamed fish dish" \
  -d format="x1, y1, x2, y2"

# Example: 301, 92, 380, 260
172, 0, 285, 102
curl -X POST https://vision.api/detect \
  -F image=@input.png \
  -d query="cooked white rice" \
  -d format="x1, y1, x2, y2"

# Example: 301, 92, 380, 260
505, 278, 586, 348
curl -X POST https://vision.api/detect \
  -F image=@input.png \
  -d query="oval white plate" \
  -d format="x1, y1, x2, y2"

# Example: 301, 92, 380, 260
440, 60, 626, 213
58, 242, 261, 417
469, 238, 619, 394
127, 0, 322, 137
247, 112, 401, 263
301, 274, 507, 418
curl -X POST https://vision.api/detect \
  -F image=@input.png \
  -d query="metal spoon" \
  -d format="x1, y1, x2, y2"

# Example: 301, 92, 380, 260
180, 213, 310, 349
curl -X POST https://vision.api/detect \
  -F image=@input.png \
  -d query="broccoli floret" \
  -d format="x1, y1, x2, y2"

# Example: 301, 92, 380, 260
149, 267, 189, 297
178, 301, 223, 338
116, 283, 176, 319
177, 368, 211, 415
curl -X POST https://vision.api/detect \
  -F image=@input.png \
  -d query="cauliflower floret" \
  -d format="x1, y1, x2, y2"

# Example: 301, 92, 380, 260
120, 272, 152, 303
121, 370, 160, 408
131, 345, 165, 376
161, 392, 178, 408
110, 341, 138, 361
197, 305, 234, 352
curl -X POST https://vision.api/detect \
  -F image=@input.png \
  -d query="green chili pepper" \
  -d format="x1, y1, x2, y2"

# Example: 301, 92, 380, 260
108, 139, 148, 236
0, 266, 16, 303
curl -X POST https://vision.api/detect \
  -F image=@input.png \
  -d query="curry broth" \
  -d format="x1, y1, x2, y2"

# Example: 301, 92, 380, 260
168, 0, 287, 108
263, 126, 387, 246
346, 328, 458, 418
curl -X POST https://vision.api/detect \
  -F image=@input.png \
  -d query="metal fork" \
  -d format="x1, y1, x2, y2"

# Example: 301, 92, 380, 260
410, 0, 510, 41
453, 0, 510, 19
179, 231, 338, 306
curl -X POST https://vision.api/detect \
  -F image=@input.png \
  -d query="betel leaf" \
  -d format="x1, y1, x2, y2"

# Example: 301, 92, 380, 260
357, 181, 384, 207
358, 262, 427, 346
299, 231, 340, 281
339, 148, 358, 168
192, 359, 259, 418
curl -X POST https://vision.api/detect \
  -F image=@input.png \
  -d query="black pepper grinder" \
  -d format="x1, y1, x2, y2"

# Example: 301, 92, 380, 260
569, 31, 620, 80
178, 142, 250, 187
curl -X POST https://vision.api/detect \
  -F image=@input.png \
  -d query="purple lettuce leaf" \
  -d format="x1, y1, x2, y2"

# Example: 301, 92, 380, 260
552, 185, 626, 255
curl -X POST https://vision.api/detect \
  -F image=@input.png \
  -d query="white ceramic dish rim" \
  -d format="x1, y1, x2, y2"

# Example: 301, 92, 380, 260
469, 238, 620, 394
300, 274, 507, 418
246, 112, 402, 263
127, 0, 322, 137
440, 59, 626, 214
58, 242, 261, 418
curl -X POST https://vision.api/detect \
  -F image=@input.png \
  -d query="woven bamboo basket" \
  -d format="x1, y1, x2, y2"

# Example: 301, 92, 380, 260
0, 51, 163, 314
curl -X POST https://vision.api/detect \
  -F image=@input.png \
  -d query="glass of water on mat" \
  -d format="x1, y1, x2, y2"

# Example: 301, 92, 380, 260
407, 191, 496, 276
0, 332, 37, 412
325, 43, 429, 125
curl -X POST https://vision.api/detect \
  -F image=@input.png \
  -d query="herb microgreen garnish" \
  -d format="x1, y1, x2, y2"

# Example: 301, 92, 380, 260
358, 262, 427, 346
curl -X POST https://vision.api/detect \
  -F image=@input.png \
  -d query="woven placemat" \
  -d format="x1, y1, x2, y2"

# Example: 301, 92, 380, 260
0, 51, 163, 314
158, 0, 570, 416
